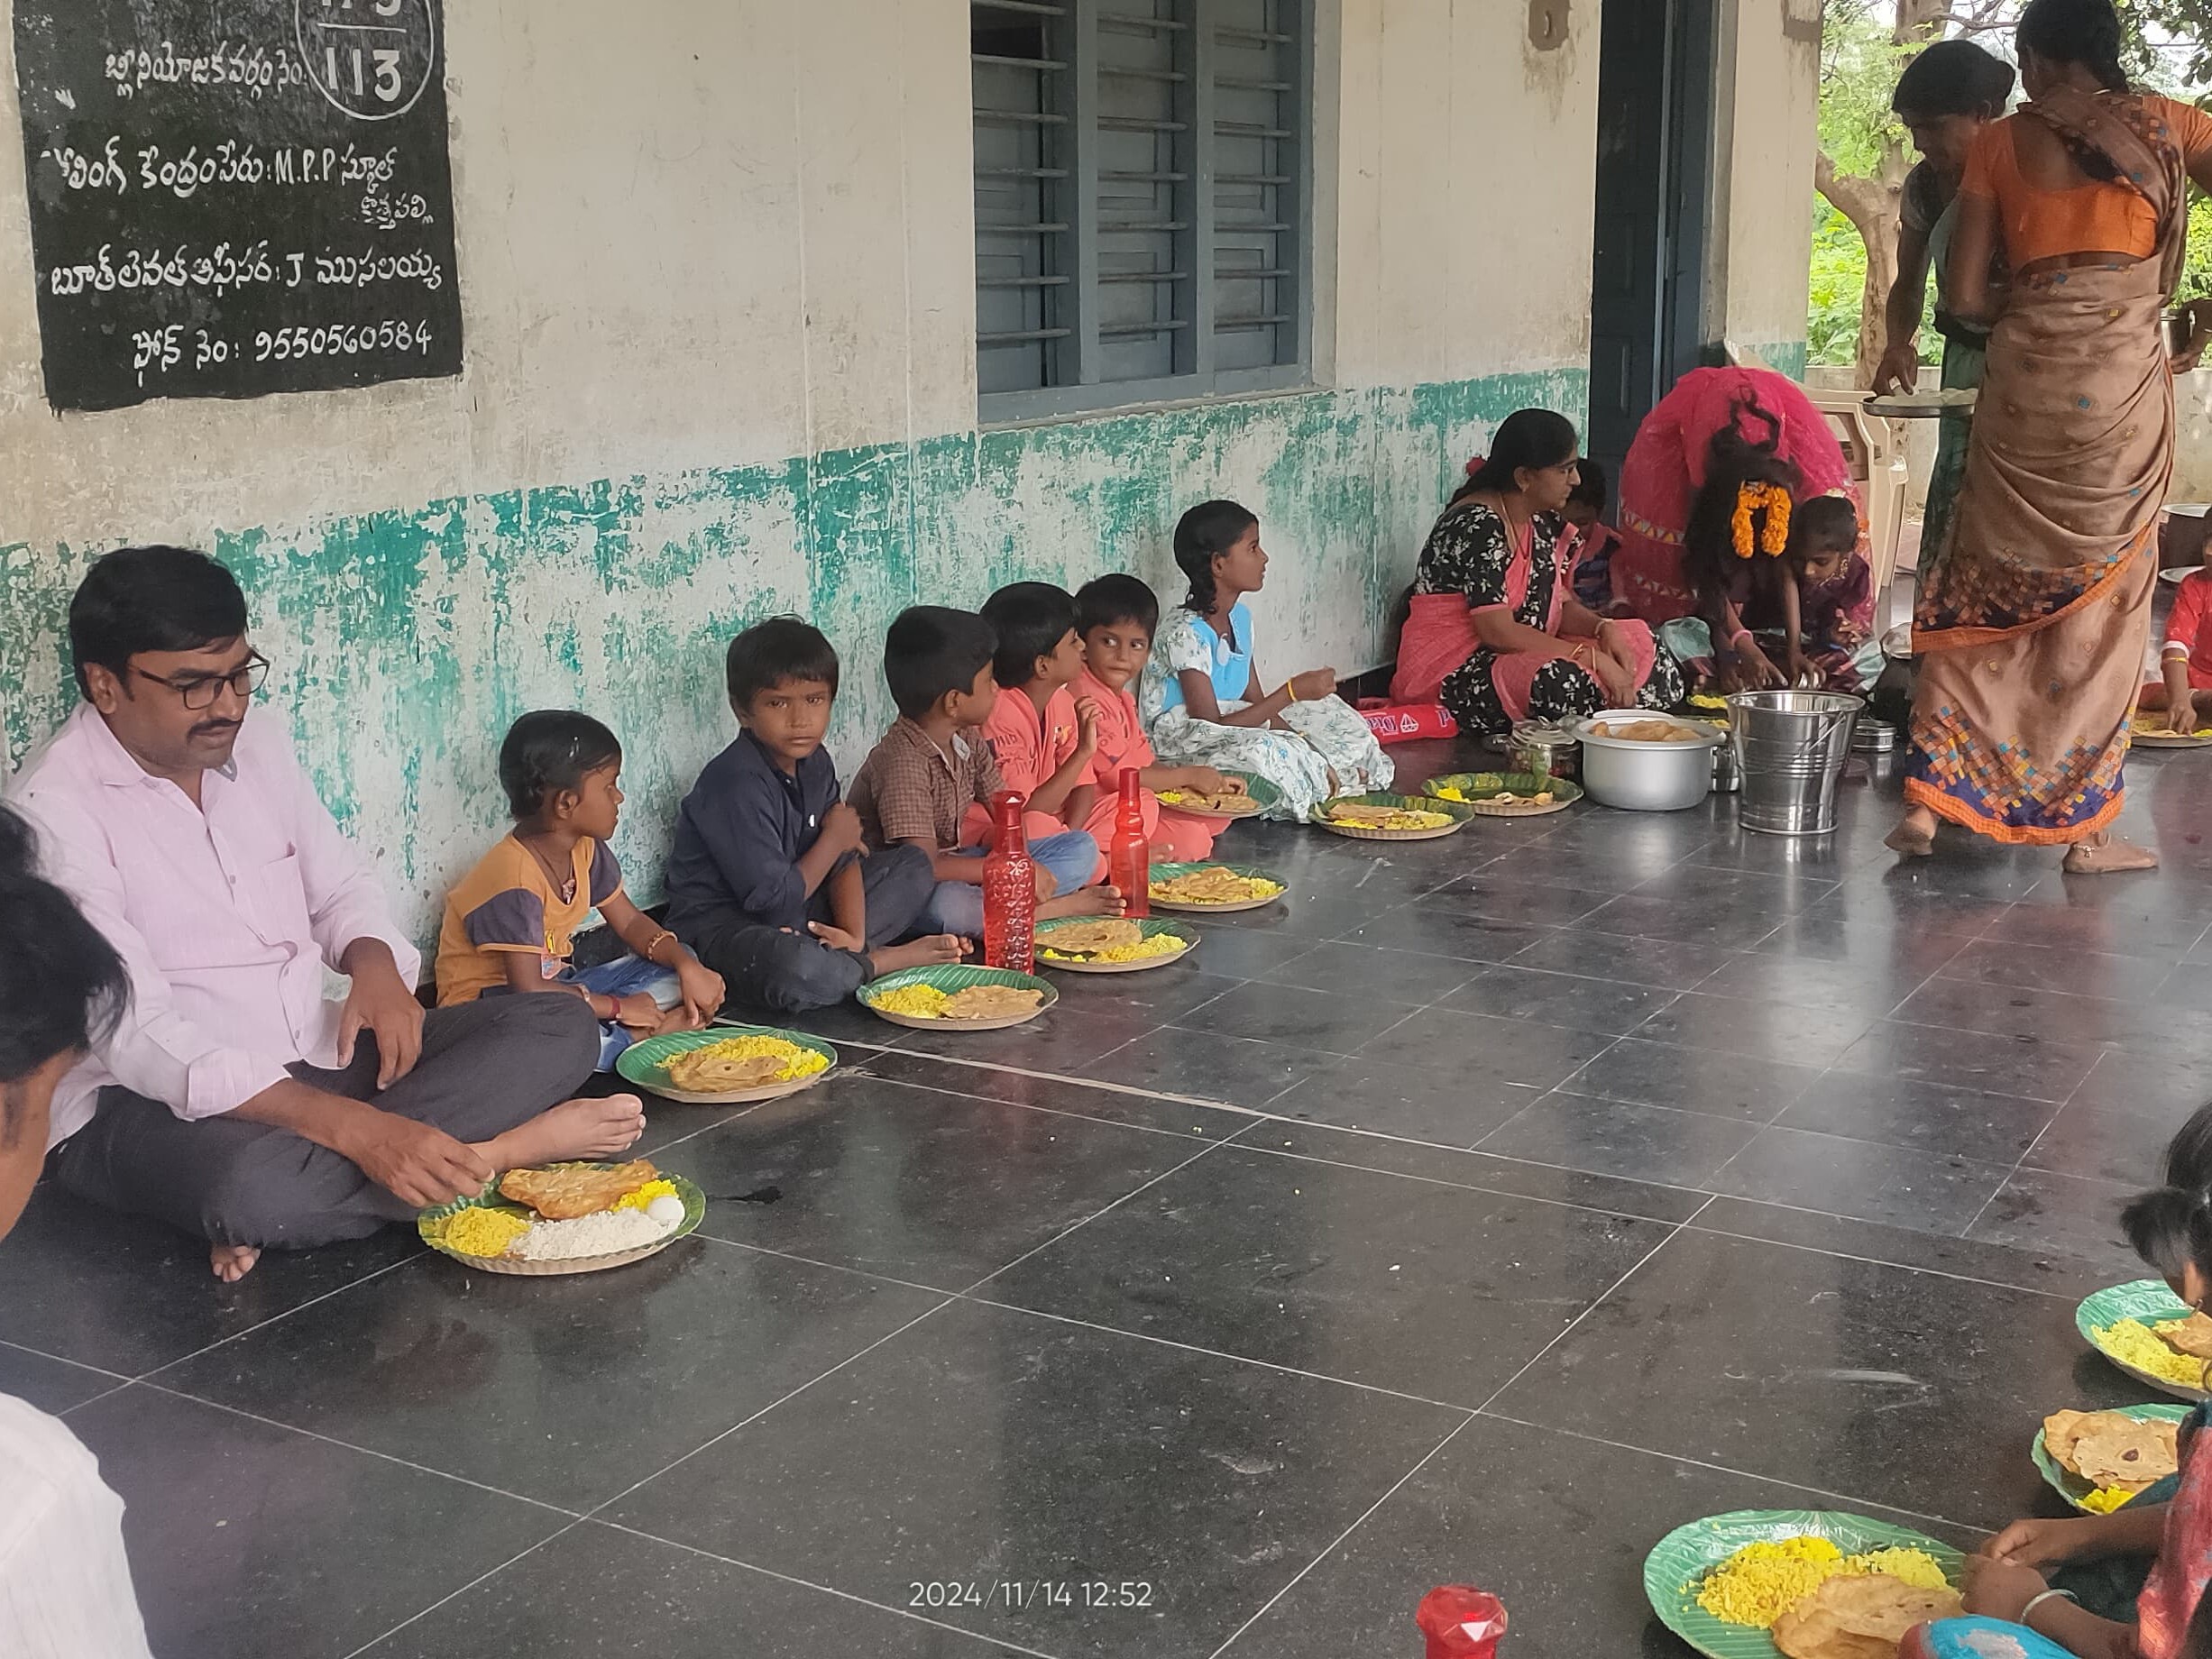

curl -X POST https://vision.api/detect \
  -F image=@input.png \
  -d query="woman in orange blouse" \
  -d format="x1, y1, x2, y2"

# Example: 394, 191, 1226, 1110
1893, 0, 2212, 871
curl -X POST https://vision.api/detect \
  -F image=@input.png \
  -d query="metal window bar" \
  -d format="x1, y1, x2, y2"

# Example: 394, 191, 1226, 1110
978, 274, 1074, 287
1097, 9, 1189, 29
971, 51, 1068, 68
974, 0, 1067, 14
975, 109, 1070, 125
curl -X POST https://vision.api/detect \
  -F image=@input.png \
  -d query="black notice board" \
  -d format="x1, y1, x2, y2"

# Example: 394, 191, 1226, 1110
13, 0, 464, 412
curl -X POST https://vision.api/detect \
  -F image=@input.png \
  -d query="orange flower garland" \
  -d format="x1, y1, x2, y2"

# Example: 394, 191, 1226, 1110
1730, 482, 1792, 558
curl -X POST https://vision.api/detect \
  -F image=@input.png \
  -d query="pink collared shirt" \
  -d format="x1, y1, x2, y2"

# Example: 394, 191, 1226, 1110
11, 704, 421, 1150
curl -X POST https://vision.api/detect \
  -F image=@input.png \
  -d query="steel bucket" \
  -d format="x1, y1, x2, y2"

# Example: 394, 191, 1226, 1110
1725, 690, 1864, 836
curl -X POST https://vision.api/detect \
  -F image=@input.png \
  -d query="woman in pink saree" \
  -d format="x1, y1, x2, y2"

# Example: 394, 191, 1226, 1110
1399, 409, 1682, 735
1612, 366, 1862, 626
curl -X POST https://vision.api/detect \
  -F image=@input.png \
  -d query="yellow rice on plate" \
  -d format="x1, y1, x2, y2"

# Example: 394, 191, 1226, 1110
432, 1205, 533, 1260
872, 984, 954, 1018
2096, 1319, 2212, 1389
1694, 1537, 1951, 1628
1325, 808, 1453, 830
613, 1178, 680, 1213
1150, 869, 1284, 905
1041, 934, 1187, 964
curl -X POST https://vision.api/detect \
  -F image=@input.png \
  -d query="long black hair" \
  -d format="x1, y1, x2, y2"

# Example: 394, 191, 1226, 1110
1892, 39, 2016, 121
2018, 0, 2130, 93
0, 808, 127, 1148
1173, 500, 1259, 616
1680, 398, 1803, 615
2121, 1102, 2212, 1289
1452, 409, 1581, 507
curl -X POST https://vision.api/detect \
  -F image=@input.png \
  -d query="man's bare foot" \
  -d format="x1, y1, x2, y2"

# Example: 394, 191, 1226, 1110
2062, 836, 2160, 875
480, 1094, 647, 1169
872, 934, 970, 975
1039, 884, 1127, 921
1885, 806, 1937, 858
210, 1242, 261, 1282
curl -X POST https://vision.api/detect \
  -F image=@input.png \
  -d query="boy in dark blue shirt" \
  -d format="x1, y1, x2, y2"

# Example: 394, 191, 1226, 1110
665, 619, 964, 1013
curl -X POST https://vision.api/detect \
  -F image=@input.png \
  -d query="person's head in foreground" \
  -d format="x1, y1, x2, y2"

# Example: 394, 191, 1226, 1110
70, 545, 263, 782
0, 808, 127, 1239
2123, 1101, 2212, 1313
1891, 39, 2016, 178
499, 710, 627, 843
1565, 456, 1610, 532
1452, 409, 1583, 517
884, 605, 1000, 729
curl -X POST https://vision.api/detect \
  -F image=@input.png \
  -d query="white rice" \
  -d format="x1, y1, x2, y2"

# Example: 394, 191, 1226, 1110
509, 1208, 676, 1261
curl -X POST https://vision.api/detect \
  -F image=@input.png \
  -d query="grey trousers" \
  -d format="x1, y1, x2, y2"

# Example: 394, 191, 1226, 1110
49, 993, 600, 1250
683, 842, 937, 1014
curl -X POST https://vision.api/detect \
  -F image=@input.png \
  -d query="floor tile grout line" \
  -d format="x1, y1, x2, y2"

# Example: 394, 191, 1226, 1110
1469, 1411, 1995, 1538
1, 1333, 133, 1388
1235, 1136, 1706, 1227
129, 1378, 592, 1517
1471, 1196, 1714, 1420
677, 1230, 978, 1301
124, 1247, 428, 1387
336, 1522, 588, 1659
1200, 1410, 1481, 1659
949, 1288, 1494, 1414
574, 1295, 962, 1524
956, 1130, 1241, 1297
858, 1069, 1244, 1141
1683, 1218, 2097, 1304
586, 1521, 1070, 1659
1957, 1026, 2115, 1243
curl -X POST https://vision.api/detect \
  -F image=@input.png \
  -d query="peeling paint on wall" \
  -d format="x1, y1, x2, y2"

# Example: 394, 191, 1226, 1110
2, 370, 1584, 937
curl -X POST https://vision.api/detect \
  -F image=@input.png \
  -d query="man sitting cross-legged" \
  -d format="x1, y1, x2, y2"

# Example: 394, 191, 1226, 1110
12, 545, 645, 1282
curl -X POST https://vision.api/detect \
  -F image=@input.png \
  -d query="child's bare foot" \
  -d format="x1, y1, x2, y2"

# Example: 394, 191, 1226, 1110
481, 1095, 647, 1169
209, 1242, 261, 1282
1039, 884, 1127, 921
872, 935, 970, 974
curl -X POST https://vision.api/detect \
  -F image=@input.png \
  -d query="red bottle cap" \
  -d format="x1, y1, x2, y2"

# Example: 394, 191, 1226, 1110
1416, 1587, 1507, 1659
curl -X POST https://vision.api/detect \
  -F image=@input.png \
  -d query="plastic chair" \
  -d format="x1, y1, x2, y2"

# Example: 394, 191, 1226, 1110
1804, 388, 1910, 602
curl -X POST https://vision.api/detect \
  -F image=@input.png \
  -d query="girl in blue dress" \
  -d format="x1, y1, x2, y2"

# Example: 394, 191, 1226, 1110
1140, 500, 1393, 821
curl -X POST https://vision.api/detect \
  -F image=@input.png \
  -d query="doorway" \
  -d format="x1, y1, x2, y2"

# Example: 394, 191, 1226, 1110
1585, 0, 1719, 487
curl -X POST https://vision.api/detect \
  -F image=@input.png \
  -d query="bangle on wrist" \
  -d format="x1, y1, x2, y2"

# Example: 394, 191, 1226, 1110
1283, 680, 1298, 704
2019, 1589, 2079, 1631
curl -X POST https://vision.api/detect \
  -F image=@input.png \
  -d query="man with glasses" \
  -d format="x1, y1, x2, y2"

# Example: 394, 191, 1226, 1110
9, 546, 647, 1281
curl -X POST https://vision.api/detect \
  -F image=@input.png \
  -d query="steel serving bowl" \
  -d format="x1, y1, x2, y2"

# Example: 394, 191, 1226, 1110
1572, 710, 1720, 811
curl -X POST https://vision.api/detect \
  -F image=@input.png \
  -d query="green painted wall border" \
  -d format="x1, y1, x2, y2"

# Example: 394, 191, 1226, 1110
3, 367, 1586, 926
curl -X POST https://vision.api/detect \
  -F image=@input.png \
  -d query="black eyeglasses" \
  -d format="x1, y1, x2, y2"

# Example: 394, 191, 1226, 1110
132, 651, 271, 710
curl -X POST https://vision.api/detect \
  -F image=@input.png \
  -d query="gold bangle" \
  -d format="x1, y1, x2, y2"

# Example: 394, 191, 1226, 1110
644, 929, 674, 966
1283, 681, 1298, 704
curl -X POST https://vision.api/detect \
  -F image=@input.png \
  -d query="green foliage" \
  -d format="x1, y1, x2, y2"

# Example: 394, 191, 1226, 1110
1807, 201, 1938, 368
1818, 7, 1912, 179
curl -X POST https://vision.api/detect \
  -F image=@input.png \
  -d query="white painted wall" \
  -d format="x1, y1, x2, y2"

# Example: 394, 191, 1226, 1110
1713, 0, 1822, 357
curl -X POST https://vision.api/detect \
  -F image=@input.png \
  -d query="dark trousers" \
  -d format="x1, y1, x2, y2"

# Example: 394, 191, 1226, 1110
684, 843, 935, 1015
49, 994, 599, 1250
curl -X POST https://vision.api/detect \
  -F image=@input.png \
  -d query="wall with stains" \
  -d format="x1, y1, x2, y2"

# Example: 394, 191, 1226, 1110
0, 0, 1635, 932
1714, 0, 1822, 369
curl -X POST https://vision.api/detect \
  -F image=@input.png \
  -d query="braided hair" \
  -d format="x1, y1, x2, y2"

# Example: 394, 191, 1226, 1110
1680, 398, 1803, 618
1173, 500, 1259, 616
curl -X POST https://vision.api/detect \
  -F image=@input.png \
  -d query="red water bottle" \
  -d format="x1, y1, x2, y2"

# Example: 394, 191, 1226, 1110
1417, 1587, 1507, 1659
982, 791, 1037, 972
1109, 766, 1151, 919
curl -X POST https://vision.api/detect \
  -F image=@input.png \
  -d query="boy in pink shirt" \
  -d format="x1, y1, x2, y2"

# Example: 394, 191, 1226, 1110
1075, 574, 1236, 861
979, 582, 1108, 874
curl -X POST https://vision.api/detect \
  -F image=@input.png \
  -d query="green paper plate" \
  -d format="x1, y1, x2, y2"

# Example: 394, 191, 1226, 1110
1156, 770, 1284, 820
2032, 1402, 2189, 1512
417, 1167, 705, 1277
616, 1023, 840, 1104
1035, 915, 1199, 973
1643, 1509, 1963, 1659
857, 962, 1059, 1031
1144, 861, 1290, 913
2078, 1280, 2211, 1400
1312, 790, 1477, 841
1420, 771, 1584, 817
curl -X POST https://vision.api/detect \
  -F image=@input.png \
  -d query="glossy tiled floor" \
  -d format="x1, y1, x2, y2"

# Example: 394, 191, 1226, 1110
10, 740, 2212, 1658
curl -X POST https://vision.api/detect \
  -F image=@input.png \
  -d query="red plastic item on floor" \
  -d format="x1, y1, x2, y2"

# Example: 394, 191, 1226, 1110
982, 791, 1037, 972
1416, 1586, 1507, 1659
1109, 766, 1151, 919
1357, 698, 1459, 745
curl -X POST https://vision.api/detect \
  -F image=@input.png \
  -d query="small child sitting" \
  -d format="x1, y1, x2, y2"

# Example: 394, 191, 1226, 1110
663, 619, 966, 1015
1140, 499, 1393, 820
2144, 565, 2212, 737
1564, 458, 1623, 613
1703, 492, 1874, 694
1951, 1100, 2212, 1657
1075, 573, 1236, 862
979, 582, 1106, 866
848, 606, 1122, 937
436, 711, 725, 1068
